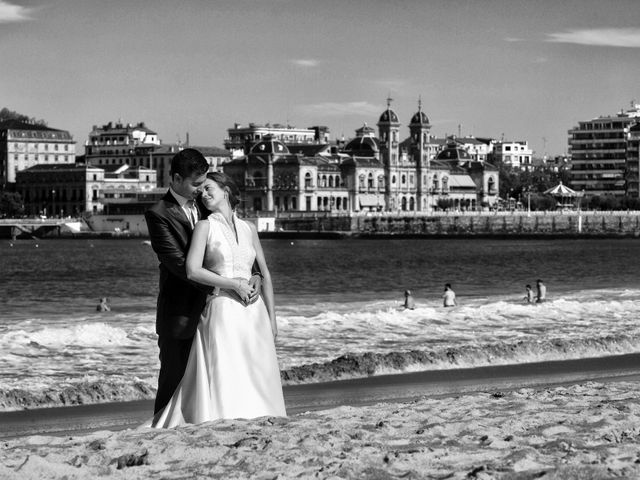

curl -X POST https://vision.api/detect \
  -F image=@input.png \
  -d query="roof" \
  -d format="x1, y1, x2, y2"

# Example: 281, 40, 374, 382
343, 136, 380, 155
341, 157, 383, 168
436, 146, 472, 161
249, 136, 290, 155
0, 119, 65, 133
286, 144, 332, 156
409, 110, 430, 126
20, 163, 88, 172
543, 182, 578, 196
448, 175, 477, 189
190, 145, 231, 157
378, 108, 399, 124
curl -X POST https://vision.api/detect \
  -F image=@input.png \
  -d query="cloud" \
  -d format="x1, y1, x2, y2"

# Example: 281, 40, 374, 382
532, 56, 548, 64
504, 37, 524, 42
296, 101, 381, 117
546, 28, 640, 48
0, 1, 33, 23
291, 59, 320, 68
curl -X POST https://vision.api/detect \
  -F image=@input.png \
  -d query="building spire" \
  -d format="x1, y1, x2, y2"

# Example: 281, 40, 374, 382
418, 95, 422, 112
386, 94, 393, 109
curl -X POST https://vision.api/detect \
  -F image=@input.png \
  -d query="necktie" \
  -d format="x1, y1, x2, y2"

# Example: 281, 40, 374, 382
186, 200, 198, 228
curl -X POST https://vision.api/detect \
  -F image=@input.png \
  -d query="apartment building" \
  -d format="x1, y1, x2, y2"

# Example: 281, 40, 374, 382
569, 103, 640, 196
0, 120, 76, 185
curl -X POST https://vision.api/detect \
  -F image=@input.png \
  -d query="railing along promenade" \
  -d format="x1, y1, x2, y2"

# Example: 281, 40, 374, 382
272, 210, 640, 237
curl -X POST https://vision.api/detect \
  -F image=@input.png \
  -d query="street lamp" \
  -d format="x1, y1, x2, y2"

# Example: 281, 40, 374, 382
51, 189, 56, 218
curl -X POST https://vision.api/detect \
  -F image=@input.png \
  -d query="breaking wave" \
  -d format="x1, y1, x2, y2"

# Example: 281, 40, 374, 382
2, 333, 638, 411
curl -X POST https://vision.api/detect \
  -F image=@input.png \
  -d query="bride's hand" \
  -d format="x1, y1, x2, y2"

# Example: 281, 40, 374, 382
232, 278, 252, 305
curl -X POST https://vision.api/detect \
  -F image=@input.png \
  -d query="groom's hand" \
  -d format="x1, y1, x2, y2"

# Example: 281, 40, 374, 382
247, 274, 262, 305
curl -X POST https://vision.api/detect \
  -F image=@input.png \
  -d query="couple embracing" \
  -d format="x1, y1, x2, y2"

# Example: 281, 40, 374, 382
144, 148, 286, 428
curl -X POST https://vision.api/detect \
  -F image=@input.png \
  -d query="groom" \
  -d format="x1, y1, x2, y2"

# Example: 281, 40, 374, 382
145, 148, 260, 414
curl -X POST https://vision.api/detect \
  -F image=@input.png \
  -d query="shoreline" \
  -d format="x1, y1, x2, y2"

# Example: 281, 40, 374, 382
3, 352, 640, 440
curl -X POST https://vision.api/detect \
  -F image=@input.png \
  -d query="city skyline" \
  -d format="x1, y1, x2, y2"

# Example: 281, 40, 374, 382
1, 0, 640, 157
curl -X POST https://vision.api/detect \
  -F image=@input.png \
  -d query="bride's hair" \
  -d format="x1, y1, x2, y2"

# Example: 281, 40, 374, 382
207, 172, 240, 209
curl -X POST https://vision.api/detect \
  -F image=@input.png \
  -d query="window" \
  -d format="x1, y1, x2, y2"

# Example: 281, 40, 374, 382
304, 172, 312, 188
368, 173, 374, 188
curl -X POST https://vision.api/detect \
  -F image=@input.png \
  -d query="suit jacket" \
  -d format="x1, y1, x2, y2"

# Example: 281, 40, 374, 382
145, 191, 209, 339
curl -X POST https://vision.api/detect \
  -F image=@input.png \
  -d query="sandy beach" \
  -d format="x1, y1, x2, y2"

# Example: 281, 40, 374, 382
2, 356, 640, 478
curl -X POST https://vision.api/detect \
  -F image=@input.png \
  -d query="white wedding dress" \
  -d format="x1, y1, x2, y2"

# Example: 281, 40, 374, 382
151, 213, 286, 428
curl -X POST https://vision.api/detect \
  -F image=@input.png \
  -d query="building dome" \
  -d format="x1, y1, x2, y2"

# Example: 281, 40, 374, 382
249, 136, 290, 155
410, 110, 430, 125
435, 143, 472, 161
378, 108, 399, 123
343, 135, 380, 154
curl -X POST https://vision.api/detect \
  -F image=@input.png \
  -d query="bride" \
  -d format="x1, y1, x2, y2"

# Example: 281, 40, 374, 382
151, 172, 286, 427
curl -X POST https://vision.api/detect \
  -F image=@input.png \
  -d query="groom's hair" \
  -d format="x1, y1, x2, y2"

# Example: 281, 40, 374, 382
207, 172, 241, 209
170, 148, 209, 179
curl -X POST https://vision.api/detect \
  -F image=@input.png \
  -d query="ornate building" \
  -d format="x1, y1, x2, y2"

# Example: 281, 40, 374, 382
224, 100, 499, 214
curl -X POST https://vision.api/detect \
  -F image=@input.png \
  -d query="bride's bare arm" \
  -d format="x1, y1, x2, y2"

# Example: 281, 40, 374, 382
186, 220, 252, 303
248, 222, 277, 339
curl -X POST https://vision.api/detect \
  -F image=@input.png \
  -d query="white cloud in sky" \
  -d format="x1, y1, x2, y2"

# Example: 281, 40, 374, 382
296, 101, 381, 117
504, 37, 524, 42
291, 59, 320, 68
546, 28, 640, 48
0, 1, 33, 23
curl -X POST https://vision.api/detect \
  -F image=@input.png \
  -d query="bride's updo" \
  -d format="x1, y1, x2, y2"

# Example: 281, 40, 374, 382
207, 172, 241, 209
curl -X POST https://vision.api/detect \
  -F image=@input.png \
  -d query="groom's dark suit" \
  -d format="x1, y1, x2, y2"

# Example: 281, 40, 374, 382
145, 190, 210, 414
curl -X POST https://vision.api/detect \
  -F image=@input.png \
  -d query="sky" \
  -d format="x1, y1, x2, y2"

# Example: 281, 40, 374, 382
1, 0, 640, 157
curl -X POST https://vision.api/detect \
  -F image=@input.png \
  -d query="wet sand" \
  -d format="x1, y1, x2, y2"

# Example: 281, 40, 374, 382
2, 354, 640, 478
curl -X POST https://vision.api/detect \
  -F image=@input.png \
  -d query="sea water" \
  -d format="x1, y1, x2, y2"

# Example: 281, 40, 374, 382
1, 237, 640, 410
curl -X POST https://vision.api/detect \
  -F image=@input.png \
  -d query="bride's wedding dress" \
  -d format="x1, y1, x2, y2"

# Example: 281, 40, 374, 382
151, 213, 286, 428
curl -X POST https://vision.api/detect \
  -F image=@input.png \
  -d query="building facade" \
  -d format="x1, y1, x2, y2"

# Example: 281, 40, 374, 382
224, 101, 499, 214
569, 103, 640, 196
0, 120, 76, 186
224, 123, 330, 158
491, 141, 533, 169
84, 121, 230, 187
15, 163, 157, 216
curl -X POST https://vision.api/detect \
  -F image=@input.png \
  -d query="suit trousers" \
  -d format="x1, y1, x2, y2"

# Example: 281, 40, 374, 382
154, 335, 194, 414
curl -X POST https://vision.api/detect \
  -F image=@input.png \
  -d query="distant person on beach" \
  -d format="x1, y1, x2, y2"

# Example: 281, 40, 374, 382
443, 284, 456, 307
150, 172, 285, 428
524, 284, 535, 304
403, 290, 415, 310
145, 149, 263, 417
536, 279, 547, 303
96, 297, 111, 312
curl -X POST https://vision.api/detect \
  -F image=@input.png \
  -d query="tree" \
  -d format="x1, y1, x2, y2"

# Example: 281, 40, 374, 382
497, 161, 571, 200
0, 107, 47, 126
0, 191, 24, 217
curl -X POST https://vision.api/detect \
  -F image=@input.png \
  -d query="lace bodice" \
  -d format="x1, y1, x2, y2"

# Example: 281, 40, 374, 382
203, 213, 255, 280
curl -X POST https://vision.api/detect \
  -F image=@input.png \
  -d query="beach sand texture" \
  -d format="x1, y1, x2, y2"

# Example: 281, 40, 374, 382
2, 380, 640, 479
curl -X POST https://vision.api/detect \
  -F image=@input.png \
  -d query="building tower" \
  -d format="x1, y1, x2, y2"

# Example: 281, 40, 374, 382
408, 97, 431, 211
377, 97, 401, 211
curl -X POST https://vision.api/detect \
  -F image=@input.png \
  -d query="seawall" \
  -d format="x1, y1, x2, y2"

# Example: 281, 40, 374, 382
274, 212, 640, 238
